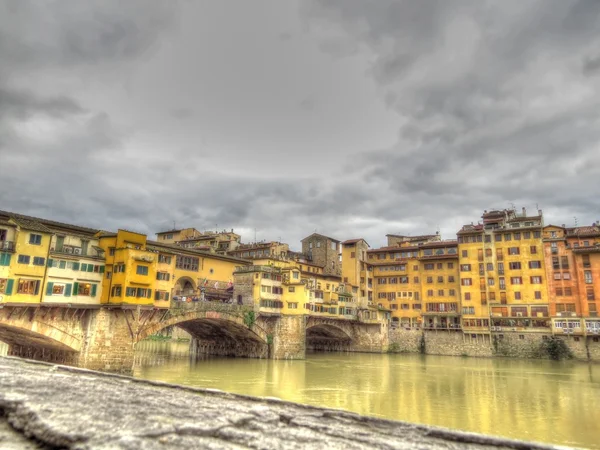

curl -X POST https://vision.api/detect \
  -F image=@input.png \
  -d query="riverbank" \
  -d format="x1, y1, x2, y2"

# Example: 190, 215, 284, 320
0, 356, 566, 450
389, 329, 600, 361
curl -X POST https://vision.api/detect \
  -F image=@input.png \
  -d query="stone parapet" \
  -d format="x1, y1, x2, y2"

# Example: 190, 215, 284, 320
0, 357, 564, 450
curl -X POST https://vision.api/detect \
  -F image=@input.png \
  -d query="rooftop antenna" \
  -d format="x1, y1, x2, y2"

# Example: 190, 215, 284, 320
254, 228, 257, 243
173, 221, 176, 230
574, 217, 579, 227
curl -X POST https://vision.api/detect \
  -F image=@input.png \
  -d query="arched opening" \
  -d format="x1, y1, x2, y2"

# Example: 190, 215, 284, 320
306, 324, 352, 353
174, 276, 197, 297
0, 323, 79, 364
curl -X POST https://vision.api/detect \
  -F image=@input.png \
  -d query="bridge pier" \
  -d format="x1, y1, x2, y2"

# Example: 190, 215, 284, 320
270, 315, 306, 360
77, 308, 136, 374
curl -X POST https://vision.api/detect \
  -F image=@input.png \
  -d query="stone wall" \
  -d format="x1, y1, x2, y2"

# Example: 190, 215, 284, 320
190, 337, 267, 358
271, 314, 305, 359
389, 328, 600, 361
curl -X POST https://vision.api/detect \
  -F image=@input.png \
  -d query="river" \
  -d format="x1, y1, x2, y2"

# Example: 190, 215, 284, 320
133, 340, 600, 449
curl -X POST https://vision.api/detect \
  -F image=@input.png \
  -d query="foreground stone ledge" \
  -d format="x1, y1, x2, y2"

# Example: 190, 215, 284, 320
0, 357, 566, 450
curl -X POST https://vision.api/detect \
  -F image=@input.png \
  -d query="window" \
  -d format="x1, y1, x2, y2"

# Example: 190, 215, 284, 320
460, 264, 471, 272
554, 273, 562, 280
499, 277, 506, 290
0, 278, 11, 294
438, 289, 444, 296
530, 245, 537, 254
156, 272, 170, 281
155, 291, 170, 301
412, 276, 419, 283
176, 255, 199, 271
18, 255, 31, 264
436, 263, 443, 270
75, 283, 96, 296
413, 265, 419, 271
437, 276, 444, 283
427, 289, 434, 297
293, 271, 299, 280
514, 292, 522, 300
495, 234, 502, 242
552, 256, 560, 270
529, 261, 541, 269
514, 232, 521, 240
158, 255, 172, 264
18, 279, 40, 295
414, 292, 420, 301
111, 285, 122, 297
530, 276, 542, 284
488, 278, 495, 286
350, 252, 356, 258
462, 307, 475, 314
464, 292, 471, 301
449, 289, 456, 296
497, 262, 504, 275
534, 231, 541, 238
136, 265, 149, 276
461, 278, 472, 286
509, 262, 521, 270
33, 257, 45, 266
534, 291, 542, 300
496, 249, 503, 261
448, 276, 455, 283
109, 247, 116, 256
478, 249, 484, 262
426, 276, 433, 284
585, 271, 593, 284
461, 250, 468, 257
486, 263, 494, 271
587, 287, 595, 301
378, 278, 387, 285
565, 287, 572, 296
114, 264, 125, 273
556, 287, 564, 296
331, 241, 337, 250
424, 263, 434, 270
560, 256, 569, 269
504, 233, 511, 241
479, 263, 485, 275
29, 234, 42, 245
508, 247, 520, 255
447, 263, 454, 269
511, 277, 522, 285
583, 255, 591, 268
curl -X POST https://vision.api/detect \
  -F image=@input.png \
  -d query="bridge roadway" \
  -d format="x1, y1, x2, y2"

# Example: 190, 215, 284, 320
0, 301, 389, 373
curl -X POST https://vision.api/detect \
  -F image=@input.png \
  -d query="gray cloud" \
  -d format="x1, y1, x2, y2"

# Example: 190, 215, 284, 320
0, 0, 599, 251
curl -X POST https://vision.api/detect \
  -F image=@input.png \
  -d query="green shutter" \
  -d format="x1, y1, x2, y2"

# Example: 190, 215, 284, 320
72, 262, 80, 271
65, 284, 72, 297
147, 289, 152, 299
165, 292, 169, 301
99, 265, 105, 274
47, 258, 54, 267
81, 263, 87, 272
0, 253, 10, 266
59, 260, 66, 269
46, 282, 54, 295
91, 284, 97, 297
87, 264, 93, 273
5, 279, 14, 295
73, 282, 79, 296
34, 281, 40, 296
154, 291, 159, 300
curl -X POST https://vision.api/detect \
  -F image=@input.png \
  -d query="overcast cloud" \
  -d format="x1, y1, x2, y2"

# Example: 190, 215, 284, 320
0, 0, 599, 250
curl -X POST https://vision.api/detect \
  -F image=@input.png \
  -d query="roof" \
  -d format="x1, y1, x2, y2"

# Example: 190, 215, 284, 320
146, 240, 250, 264
419, 240, 458, 249
0, 210, 99, 236
457, 224, 484, 234
342, 239, 369, 246
566, 225, 600, 237
10, 216, 53, 234
301, 233, 340, 243
156, 229, 184, 235
386, 234, 438, 241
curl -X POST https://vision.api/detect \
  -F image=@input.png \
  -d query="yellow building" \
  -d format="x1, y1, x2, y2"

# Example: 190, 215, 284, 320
458, 208, 549, 333
99, 230, 249, 309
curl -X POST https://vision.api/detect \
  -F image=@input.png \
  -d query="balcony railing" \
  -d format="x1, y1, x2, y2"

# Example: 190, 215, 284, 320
0, 240, 15, 252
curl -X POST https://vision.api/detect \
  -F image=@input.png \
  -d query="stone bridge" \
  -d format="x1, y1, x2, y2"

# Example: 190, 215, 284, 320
0, 303, 389, 374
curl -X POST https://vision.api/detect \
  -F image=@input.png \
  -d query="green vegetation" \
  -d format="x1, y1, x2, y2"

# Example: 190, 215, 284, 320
147, 334, 172, 342
387, 342, 401, 353
243, 311, 256, 329
419, 334, 426, 354
538, 337, 574, 361
266, 334, 273, 346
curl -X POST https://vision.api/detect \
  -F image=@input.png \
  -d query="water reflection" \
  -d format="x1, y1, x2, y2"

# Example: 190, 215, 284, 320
133, 341, 600, 449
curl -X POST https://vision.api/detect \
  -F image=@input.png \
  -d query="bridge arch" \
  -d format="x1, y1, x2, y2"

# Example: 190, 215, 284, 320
137, 309, 269, 358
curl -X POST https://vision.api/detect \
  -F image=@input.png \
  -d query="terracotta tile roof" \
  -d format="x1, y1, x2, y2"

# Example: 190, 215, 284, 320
386, 234, 438, 241
146, 240, 250, 263
342, 238, 369, 246
10, 216, 53, 234
0, 210, 99, 235
566, 226, 600, 237
419, 240, 458, 249
457, 224, 484, 234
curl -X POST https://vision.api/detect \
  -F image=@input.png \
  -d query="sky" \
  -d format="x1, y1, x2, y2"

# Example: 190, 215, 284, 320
0, 0, 599, 250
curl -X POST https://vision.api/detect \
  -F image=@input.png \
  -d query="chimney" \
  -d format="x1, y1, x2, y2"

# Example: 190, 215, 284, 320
562, 224, 566, 228
522, 207, 526, 216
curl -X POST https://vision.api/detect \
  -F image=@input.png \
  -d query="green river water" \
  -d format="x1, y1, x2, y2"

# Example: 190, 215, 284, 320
133, 340, 600, 449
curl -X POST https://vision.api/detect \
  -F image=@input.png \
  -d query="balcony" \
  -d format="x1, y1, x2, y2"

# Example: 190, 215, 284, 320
0, 240, 15, 252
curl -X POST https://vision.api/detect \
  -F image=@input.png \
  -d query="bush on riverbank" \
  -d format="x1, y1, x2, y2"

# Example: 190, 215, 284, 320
537, 337, 574, 361
146, 335, 190, 342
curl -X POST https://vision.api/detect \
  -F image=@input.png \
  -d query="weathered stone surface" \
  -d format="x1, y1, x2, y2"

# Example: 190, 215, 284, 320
0, 357, 566, 450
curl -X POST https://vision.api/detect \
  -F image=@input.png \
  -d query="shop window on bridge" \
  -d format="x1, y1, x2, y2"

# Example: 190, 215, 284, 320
18, 279, 40, 295
136, 265, 149, 276
176, 255, 199, 271
260, 300, 283, 308
288, 302, 298, 309
531, 306, 549, 317
111, 285, 122, 297
158, 255, 172, 264
74, 283, 96, 297
155, 291, 170, 301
